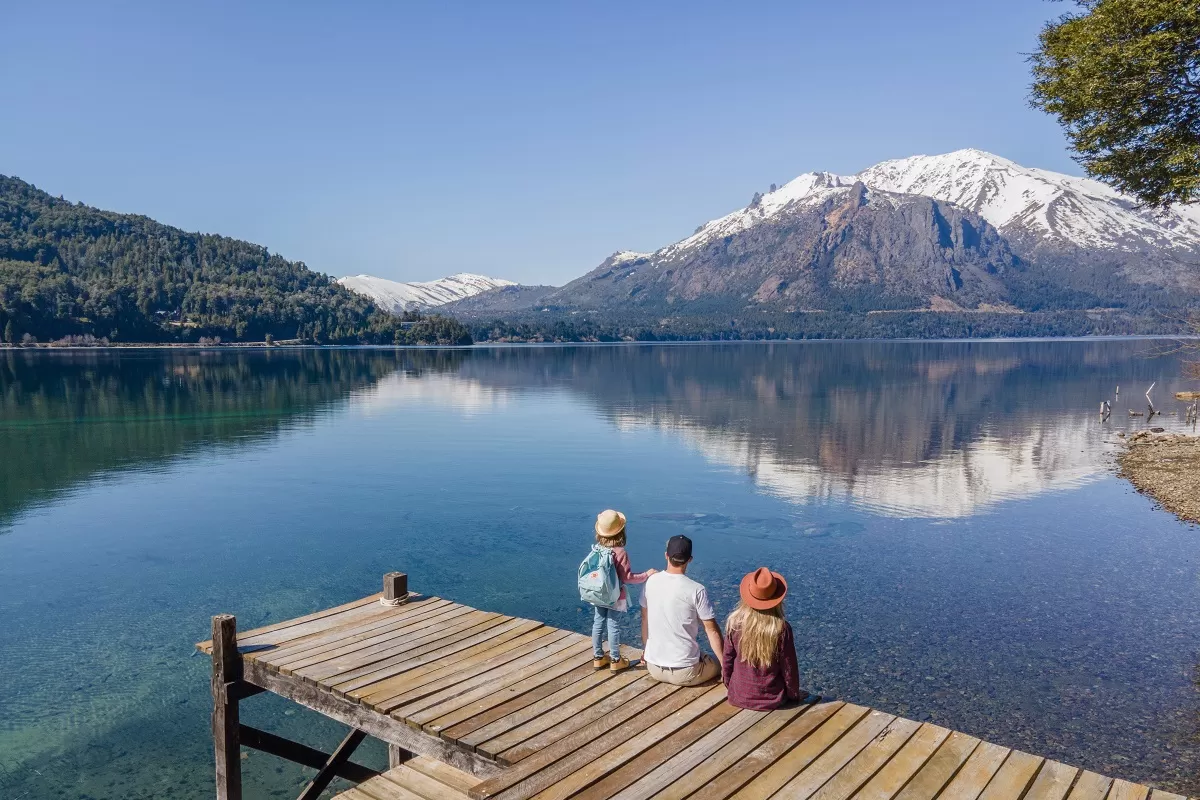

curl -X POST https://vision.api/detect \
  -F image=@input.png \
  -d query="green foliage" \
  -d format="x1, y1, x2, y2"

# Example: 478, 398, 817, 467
1030, 0, 1200, 208
0, 176, 472, 346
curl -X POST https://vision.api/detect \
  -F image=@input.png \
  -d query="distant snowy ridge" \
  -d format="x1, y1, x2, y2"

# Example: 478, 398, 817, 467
669, 149, 1200, 257
338, 273, 516, 312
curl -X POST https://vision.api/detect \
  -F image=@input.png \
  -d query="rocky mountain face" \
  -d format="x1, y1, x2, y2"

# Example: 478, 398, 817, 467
449, 150, 1200, 319
338, 273, 515, 312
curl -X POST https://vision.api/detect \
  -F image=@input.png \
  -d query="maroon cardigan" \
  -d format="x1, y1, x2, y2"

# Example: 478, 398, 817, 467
722, 621, 801, 711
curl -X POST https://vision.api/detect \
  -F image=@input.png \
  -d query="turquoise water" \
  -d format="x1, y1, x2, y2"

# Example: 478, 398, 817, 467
0, 342, 1198, 798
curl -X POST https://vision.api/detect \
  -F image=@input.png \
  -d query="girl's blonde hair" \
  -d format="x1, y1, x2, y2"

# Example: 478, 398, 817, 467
596, 529, 626, 547
725, 601, 785, 669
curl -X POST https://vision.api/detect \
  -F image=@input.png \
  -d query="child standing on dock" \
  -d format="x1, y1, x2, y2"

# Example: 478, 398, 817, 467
578, 509, 656, 673
722, 567, 801, 710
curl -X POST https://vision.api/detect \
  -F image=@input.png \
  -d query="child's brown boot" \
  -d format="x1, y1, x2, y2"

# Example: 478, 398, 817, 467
593, 655, 611, 670
609, 656, 631, 673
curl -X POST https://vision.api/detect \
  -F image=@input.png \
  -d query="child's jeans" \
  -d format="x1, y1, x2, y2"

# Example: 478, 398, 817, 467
592, 605, 621, 660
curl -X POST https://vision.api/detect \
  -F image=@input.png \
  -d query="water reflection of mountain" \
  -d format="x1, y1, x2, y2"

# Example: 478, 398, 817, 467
0, 349, 438, 528
455, 341, 1190, 517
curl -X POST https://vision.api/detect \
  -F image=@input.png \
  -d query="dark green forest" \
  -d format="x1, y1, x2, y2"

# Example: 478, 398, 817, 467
0, 176, 471, 346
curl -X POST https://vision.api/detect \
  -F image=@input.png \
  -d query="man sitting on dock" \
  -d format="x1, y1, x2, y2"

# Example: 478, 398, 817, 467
639, 535, 723, 686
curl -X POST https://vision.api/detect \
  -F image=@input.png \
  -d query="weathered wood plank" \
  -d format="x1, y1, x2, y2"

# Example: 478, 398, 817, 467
295, 611, 509, 681
937, 740, 1010, 800
892, 731, 981, 800
1109, 780, 1151, 800
608, 706, 767, 800
438, 662, 598, 743
390, 638, 590, 724
1066, 772, 1114, 800
405, 757, 481, 794
197, 593, 384, 653
806, 717, 922, 800
850, 723, 952, 800
567, 694, 742, 800
754, 709, 896, 800
418, 648, 597, 735
681, 701, 848, 800
277, 606, 488, 674
240, 597, 400, 649
488, 675, 665, 764
1024, 761, 1080, 800
978, 751, 1045, 800
263, 600, 463, 667
381, 764, 472, 799
241, 659, 502, 779
329, 618, 546, 695
212, 614, 242, 800
643, 702, 823, 800
469, 681, 685, 799
353, 623, 554, 706
366, 628, 575, 712
486, 684, 722, 800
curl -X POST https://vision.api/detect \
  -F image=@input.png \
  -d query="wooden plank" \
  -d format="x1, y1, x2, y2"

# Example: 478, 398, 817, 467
851, 723, 952, 800
262, 600, 463, 666
644, 702, 824, 800
253, 596, 450, 658
241, 658, 502, 779
1065, 771, 1113, 800
418, 648, 598, 735
937, 740, 1010, 800
294, 611, 509, 680
382, 764, 472, 799
469, 680, 684, 798
567, 696, 743, 800
389, 637, 590, 724
328, 618, 548, 694
978, 751, 1045, 800
448, 665, 631, 748
609, 707, 767, 800
240, 596, 401, 648
405, 757, 481, 794
197, 593, 384, 652
349, 777, 427, 800
892, 731, 981, 800
682, 701, 849, 800
806, 717, 922, 800
438, 662, 598, 743
711, 703, 867, 800
276, 606, 489, 674
1148, 792, 1188, 800
486, 684, 724, 800
1109, 780, 1151, 800
364, 627, 573, 710
751, 709, 896, 800
489, 675, 665, 764
1024, 761, 1080, 800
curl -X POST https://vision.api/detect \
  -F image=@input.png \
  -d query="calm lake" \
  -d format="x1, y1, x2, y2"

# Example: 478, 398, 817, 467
1, 341, 1198, 799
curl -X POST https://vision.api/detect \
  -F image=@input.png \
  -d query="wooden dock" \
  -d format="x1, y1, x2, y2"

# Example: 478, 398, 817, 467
197, 573, 1191, 800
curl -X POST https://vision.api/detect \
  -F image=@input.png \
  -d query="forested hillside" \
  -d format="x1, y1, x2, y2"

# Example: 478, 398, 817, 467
0, 176, 471, 345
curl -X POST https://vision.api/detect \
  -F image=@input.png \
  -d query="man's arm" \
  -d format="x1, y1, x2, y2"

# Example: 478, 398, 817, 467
702, 618, 724, 674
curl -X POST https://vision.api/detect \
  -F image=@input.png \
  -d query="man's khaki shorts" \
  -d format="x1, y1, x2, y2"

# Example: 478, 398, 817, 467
645, 654, 720, 686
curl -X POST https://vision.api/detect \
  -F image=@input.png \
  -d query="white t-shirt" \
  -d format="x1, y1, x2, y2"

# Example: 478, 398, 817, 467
639, 571, 716, 668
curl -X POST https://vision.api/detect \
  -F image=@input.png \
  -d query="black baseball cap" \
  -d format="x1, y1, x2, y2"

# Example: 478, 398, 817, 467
667, 535, 693, 561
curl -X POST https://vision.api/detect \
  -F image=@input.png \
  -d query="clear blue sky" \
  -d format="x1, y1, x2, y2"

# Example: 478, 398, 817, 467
2, 1, 1076, 286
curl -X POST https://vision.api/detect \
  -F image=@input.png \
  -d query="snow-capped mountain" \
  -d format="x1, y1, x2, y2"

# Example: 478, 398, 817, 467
856, 149, 1200, 254
338, 273, 516, 313
673, 149, 1200, 258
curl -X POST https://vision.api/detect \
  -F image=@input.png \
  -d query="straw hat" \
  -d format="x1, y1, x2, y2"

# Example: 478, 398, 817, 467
595, 509, 627, 539
739, 567, 787, 610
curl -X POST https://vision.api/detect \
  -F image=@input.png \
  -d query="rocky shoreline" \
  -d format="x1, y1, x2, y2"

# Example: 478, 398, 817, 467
1117, 430, 1200, 524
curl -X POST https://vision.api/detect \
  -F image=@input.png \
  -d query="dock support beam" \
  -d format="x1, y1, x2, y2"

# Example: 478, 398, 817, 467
212, 614, 242, 800
383, 571, 409, 605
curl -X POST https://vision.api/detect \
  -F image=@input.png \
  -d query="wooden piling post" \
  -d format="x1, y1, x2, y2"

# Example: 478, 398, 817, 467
383, 572, 408, 605
212, 614, 242, 800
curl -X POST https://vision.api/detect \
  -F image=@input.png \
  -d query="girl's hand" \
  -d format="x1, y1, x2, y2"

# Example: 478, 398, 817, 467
646, 568, 659, 576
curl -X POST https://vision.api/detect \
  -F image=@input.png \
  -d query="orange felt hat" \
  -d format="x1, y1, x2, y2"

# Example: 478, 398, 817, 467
739, 567, 787, 610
